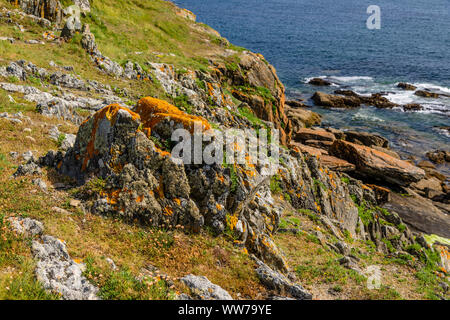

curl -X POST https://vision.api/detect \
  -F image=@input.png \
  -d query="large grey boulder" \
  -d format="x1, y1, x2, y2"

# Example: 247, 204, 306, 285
181, 274, 233, 300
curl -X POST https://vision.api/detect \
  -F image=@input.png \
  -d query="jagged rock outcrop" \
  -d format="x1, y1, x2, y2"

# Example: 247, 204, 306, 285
74, 0, 90, 13
33, 96, 370, 272
10, 0, 63, 25
38, 99, 290, 270
255, 259, 312, 300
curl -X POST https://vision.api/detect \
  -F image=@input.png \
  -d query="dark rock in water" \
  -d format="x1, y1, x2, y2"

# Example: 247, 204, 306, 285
330, 140, 425, 186
415, 90, 440, 98
383, 192, 450, 239
364, 93, 398, 109
313, 91, 398, 109
426, 150, 450, 164
397, 82, 417, 91
403, 103, 423, 111
308, 78, 331, 86
344, 131, 389, 148
334, 89, 360, 97
312, 91, 361, 109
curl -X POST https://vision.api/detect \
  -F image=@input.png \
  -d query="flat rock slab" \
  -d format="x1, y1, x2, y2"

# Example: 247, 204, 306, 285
330, 140, 425, 186
319, 155, 355, 172
383, 192, 450, 239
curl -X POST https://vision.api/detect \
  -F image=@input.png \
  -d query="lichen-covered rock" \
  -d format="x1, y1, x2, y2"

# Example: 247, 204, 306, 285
8, 217, 44, 237
181, 274, 233, 300
10, 0, 63, 25
330, 140, 425, 186
255, 259, 312, 300
32, 235, 99, 300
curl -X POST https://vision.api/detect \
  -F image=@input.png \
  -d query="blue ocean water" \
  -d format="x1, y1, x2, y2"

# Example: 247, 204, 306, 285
174, 0, 450, 164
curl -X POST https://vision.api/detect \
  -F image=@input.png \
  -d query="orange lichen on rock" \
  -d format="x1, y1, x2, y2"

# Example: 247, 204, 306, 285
100, 189, 122, 205
163, 206, 174, 216
135, 97, 211, 135
81, 104, 140, 171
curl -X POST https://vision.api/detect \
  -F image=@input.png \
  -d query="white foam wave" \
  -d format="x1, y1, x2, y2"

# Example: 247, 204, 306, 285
304, 75, 373, 84
328, 76, 373, 82
413, 83, 450, 94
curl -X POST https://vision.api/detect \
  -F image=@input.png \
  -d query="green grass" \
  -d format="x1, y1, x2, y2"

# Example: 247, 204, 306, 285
83, 256, 175, 300
269, 174, 282, 194
238, 106, 264, 127
0, 213, 59, 300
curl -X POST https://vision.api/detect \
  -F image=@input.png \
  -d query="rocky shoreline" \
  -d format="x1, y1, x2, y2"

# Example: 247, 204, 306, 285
285, 80, 449, 238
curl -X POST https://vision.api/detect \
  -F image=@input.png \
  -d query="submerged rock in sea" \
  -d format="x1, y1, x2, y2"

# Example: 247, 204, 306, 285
426, 150, 450, 164
415, 90, 440, 98
397, 82, 417, 91
403, 103, 423, 111
308, 78, 331, 86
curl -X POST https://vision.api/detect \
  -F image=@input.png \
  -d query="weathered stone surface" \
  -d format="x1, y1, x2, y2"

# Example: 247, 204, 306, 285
8, 217, 44, 237
11, 0, 62, 25
32, 235, 99, 300
319, 155, 355, 172
181, 274, 233, 300
255, 259, 312, 300
383, 192, 450, 238
290, 142, 326, 157
344, 131, 389, 148
42, 100, 288, 271
312, 91, 361, 109
330, 140, 425, 186
285, 105, 321, 132
74, 0, 90, 13
13, 160, 42, 177
294, 128, 335, 143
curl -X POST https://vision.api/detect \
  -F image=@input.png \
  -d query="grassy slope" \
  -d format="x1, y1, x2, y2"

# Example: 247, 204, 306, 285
0, 0, 448, 300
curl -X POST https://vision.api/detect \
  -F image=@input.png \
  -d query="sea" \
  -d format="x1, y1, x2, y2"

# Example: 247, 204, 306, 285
174, 0, 450, 169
